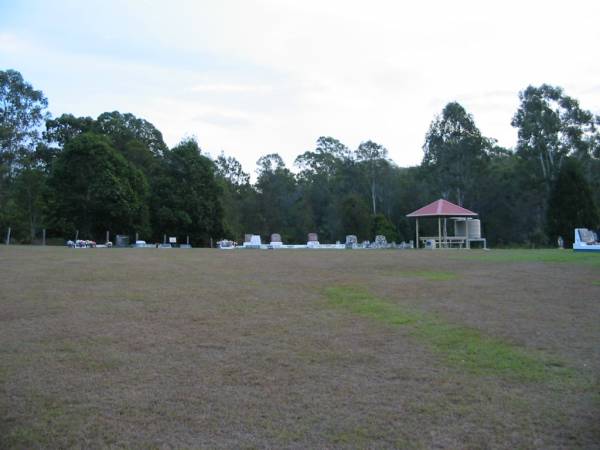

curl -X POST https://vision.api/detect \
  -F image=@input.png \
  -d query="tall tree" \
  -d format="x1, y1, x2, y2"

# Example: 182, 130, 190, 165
512, 84, 599, 189
0, 69, 50, 176
255, 153, 304, 241
152, 138, 224, 245
295, 137, 352, 241
214, 152, 253, 240
422, 102, 490, 206
355, 140, 388, 214
1, 70, 50, 240
49, 133, 150, 239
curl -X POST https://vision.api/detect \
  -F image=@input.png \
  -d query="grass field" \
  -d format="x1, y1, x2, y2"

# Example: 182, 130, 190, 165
1, 247, 599, 449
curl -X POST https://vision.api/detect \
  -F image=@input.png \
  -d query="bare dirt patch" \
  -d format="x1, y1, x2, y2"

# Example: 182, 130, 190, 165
1, 247, 598, 449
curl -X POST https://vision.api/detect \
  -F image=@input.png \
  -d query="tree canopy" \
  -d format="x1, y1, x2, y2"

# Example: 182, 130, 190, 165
49, 133, 150, 239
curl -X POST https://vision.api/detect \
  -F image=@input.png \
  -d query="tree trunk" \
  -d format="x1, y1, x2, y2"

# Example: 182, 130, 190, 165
371, 178, 376, 215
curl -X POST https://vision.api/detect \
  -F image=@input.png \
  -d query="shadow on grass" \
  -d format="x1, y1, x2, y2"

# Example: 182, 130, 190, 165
325, 286, 578, 384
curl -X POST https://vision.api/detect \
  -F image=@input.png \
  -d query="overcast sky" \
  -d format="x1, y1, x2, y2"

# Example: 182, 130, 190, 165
1, 0, 599, 174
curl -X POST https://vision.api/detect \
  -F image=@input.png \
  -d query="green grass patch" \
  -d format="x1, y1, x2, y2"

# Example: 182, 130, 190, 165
325, 286, 576, 383
592, 280, 600, 286
452, 249, 600, 267
396, 270, 457, 281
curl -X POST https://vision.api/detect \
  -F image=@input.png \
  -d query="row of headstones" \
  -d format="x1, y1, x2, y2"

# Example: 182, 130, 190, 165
347, 236, 414, 249
241, 233, 413, 248
244, 233, 320, 245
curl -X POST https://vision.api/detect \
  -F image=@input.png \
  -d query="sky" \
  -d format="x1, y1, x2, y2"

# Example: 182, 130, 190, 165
1, 0, 599, 175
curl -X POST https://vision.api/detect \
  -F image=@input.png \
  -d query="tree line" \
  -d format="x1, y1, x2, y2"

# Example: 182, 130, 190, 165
1, 69, 599, 247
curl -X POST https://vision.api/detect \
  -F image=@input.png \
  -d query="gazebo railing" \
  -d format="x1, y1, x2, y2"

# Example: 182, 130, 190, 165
419, 236, 487, 249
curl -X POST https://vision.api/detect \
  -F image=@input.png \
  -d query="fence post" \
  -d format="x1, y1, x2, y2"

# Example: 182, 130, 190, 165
5, 227, 11, 245
42, 229, 46, 246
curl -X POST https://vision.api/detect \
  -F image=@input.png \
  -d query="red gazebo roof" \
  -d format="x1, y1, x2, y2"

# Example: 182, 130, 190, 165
406, 199, 477, 218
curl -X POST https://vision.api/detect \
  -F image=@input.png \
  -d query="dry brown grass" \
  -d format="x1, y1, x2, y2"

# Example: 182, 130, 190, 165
0, 246, 599, 449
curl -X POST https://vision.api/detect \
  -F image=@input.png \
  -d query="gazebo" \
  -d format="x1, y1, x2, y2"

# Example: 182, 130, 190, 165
407, 199, 479, 248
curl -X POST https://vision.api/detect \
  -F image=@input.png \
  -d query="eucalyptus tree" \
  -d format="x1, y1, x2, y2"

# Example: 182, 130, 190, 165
295, 137, 352, 240
355, 140, 388, 215
214, 152, 253, 240
422, 102, 491, 207
0, 70, 50, 240
512, 84, 599, 189
0, 69, 50, 176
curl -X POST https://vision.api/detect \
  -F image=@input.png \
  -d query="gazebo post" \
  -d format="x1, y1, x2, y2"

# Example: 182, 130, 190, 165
443, 218, 447, 247
466, 218, 470, 249
438, 217, 441, 249
415, 218, 419, 249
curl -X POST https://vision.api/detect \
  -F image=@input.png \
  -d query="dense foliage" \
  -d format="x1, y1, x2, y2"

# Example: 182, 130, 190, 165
546, 159, 599, 246
1, 69, 599, 246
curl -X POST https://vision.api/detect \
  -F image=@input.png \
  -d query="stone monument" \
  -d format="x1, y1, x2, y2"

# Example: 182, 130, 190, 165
270, 233, 283, 248
345, 235, 357, 249
307, 232, 320, 248
243, 234, 262, 248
